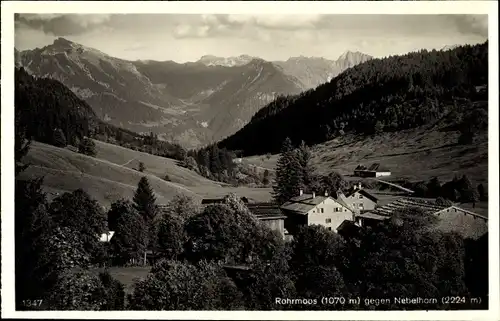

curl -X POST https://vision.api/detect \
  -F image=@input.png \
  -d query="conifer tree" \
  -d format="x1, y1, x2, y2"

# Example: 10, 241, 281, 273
458, 175, 479, 204
427, 176, 442, 198
52, 128, 67, 147
273, 137, 303, 204
133, 177, 159, 253
477, 183, 487, 201
15, 107, 31, 176
296, 140, 315, 190
133, 177, 158, 224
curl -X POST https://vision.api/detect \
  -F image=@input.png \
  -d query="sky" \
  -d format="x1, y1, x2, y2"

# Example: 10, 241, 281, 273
14, 14, 488, 62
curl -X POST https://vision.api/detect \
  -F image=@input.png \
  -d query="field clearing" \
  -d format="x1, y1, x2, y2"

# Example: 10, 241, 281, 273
91, 266, 152, 295
244, 126, 488, 187
19, 141, 272, 206
93, 140, 227, 188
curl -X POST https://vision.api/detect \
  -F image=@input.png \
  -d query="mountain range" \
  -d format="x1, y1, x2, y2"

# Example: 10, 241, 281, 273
219, 42, 488, 156
15, 37, 372, 148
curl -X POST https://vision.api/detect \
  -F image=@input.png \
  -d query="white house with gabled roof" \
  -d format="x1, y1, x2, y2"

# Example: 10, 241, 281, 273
280, 189, 355, 234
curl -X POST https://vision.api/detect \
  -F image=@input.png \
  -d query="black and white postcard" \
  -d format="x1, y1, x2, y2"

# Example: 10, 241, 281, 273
1, 1, 499, 320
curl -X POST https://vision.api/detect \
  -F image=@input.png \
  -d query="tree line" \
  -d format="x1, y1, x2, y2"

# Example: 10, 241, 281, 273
402, 175, 487, 205
219, 42, 488, 156
273, 137, 352, 204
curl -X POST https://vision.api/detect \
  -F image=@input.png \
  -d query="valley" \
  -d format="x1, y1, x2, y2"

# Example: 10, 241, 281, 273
15, 38, 372, 148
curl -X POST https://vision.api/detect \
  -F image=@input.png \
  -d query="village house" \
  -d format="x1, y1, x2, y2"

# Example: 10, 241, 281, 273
343, 183, 378, 213
280, 190, 355, 234
356, 197, 488, 240
354, 163, 391, 178
99, 231, 115, 242
246, 202, 287, 239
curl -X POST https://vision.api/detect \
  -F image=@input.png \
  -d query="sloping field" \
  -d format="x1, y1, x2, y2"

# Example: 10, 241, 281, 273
244, 126, 488, 187
18, 141, 273, 207
93, 140, 226, 188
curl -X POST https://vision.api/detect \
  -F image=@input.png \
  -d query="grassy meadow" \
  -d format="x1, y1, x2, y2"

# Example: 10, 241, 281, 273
19, 140, 273, 207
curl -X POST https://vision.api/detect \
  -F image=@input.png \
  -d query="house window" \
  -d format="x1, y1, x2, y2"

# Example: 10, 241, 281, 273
320, 208, 324, 213
328, 227, 332, 231
359, 194, 364, 199
326, 218, 331, 223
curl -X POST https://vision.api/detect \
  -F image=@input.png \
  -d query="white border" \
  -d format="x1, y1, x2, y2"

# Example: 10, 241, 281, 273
1, 1, 499, 320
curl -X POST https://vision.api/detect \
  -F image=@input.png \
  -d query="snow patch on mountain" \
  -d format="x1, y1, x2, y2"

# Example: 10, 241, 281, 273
70, 86, 96, 99
198, 54, 257, 67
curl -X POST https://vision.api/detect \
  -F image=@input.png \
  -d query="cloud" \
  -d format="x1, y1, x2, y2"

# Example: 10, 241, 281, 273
173, 24, 213, 39
449, 14, 488, 38
15, 14, 112, 36
171, 14, 325, 39
219, 14, 324, 30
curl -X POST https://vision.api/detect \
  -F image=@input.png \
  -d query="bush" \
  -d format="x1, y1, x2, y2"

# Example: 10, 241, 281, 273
99, 271, 126, 310
46, 268, 106, 310
78, 137, 97, 157
435, 197, 453, 207
128, 260, 243, 310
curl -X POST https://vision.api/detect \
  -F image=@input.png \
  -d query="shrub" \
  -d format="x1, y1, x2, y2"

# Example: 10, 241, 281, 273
138, 162, 145, 172
99, 271, 126, 310
78, 137, 97, 157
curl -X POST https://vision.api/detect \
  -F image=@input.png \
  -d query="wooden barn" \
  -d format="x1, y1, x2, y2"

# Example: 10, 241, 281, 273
246, 202, 286, 239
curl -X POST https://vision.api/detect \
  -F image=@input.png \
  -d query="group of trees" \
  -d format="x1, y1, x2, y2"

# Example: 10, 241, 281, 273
273, 138, 350, 204
15, 175, 125, 310
219, 42, 488, 155
186, 143, 237, 183
403, 175, 486, 204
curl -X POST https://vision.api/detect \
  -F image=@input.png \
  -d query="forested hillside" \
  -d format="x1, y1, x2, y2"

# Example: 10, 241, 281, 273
15, 67, 99, 146
219, 42, 488, 156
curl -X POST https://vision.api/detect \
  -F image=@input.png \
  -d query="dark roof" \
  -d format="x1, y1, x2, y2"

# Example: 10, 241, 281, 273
354, 163, 390, 173
357, 212, 390, 221
337, 219, 361, 231
345, 188, 378, 202
247, 203, 286, 220
280, 194, 329, 214
201, 198, 225, 204
281, 193, 354, 214
201, 197, 249, 204
337, 220, 362, 237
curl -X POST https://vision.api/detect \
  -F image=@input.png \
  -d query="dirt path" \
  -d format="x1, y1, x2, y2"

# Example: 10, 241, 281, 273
120, 158, 137, 166
368, 178, 415, 194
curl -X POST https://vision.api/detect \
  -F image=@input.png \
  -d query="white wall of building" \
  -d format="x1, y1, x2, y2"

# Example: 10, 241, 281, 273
306, 197, 353, 232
